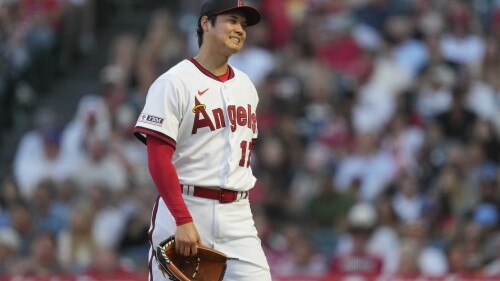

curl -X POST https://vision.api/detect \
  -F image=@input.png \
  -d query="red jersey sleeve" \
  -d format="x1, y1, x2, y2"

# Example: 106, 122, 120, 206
146, 136, 192, 226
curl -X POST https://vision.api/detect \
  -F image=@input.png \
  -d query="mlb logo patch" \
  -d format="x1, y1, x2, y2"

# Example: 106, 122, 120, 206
139, 113, 164, 126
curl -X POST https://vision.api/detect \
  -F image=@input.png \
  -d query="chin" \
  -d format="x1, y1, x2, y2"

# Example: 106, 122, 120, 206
226, 40, 243, 51
227, 46, 242, 55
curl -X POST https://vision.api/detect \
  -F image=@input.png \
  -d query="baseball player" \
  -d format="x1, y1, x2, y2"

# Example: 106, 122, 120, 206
133, 0, 271, 280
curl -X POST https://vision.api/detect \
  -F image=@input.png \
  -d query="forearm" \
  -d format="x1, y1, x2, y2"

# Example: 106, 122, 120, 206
147, 136, 193, 226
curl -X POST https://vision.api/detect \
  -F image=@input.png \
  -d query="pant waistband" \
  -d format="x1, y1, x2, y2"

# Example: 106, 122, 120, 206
180, 185, 249, 203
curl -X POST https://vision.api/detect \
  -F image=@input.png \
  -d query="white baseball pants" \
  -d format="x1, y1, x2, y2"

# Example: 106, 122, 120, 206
147, 194, 271, 280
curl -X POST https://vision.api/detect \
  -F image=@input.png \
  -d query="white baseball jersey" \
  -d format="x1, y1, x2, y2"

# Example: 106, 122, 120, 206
134, 58, 258, 191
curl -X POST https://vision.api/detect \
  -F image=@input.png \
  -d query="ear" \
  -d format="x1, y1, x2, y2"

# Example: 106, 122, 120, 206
200, 15, 210, 32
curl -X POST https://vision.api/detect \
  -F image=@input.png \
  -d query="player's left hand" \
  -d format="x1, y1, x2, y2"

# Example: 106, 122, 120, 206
174, 222, 203, 256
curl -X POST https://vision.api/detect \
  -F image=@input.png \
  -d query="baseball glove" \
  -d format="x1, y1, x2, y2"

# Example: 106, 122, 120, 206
155, 236, 228, 281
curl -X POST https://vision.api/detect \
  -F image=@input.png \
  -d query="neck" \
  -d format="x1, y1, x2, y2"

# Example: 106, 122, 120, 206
194, 47, 230, 76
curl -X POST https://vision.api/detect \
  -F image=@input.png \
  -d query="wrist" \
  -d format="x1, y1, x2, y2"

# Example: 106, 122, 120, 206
175, 216, 193, 226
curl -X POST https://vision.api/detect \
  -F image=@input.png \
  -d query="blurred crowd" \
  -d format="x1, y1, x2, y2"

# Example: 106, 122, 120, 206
2, 0, 500, 279
0, 0, 99, 131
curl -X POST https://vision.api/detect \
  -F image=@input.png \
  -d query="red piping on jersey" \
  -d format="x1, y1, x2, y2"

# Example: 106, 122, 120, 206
148, 196, 160, 281
134, 126, 177, 150
188, 58, 234, 82
148, 251, 154, 281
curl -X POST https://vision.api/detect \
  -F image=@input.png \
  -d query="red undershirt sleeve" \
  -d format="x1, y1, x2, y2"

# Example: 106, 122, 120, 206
146, 135, 193, 226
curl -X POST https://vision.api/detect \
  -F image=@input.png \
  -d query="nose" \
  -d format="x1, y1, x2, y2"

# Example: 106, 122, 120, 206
235, 26, 244, 36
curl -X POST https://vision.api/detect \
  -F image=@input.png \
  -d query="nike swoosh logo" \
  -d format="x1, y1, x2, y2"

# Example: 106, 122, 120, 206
198, 88, 209, 95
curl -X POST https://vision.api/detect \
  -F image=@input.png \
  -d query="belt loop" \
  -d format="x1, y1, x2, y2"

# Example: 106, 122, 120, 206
181, 185, 196, 196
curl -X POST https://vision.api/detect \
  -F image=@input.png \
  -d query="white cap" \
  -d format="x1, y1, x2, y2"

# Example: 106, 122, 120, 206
99, 65, 125, 85
348, 203, 377, 228
0, 228, 21, 253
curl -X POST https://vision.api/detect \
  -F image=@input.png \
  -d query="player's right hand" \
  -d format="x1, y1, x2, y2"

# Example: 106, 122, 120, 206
174, 222, 203, 256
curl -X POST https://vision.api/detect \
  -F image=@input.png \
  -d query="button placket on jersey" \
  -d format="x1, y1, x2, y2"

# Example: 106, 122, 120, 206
223, 85, 234, 147
222, 84, 235, 142
221, 83, 232, 137
221, 83, 237, 180
223, 85, 230, 102
221, 83, 234, 156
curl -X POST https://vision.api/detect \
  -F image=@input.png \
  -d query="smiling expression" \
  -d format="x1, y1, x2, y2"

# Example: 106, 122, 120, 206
202, 11, 248, 55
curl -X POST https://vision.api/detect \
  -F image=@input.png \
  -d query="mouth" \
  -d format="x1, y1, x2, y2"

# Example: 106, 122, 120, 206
230, 36, 241, 44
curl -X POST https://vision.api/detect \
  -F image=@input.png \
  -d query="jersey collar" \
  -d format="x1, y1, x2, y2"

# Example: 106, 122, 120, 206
188, 58, 235, 82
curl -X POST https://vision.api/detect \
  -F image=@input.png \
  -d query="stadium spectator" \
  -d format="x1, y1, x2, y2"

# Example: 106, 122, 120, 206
396, 238, 421, 277
336, 200, 400, 273
335, 131, 396, 202
57, 203, 97, 273
392, 173, 426, 224
84, 247, 132, 277
71, 133, 128, 191
274, 239, 328, 277
330, 203, 384, 275
435, 85, 477, 143
439, 2, 485, 74
399, 219, 448, 275
446, 239, 477, 275
85, 185, 127, 249
8, 200, 37, 257
302, 174, 352, 231
31, 180, 67, 235
10, 232, 63, 276
0, 175, 21, 228
12, 107, 74, 198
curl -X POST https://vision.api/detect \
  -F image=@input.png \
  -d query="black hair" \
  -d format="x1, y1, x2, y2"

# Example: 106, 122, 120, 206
197, 14, 217, 48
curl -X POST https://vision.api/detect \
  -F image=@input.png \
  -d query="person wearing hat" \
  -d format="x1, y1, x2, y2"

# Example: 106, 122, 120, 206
133, 0, 271, 279
329, 203, 384, 274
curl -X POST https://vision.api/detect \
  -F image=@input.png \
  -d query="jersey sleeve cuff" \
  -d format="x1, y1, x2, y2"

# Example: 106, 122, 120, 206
133, 126, 177, 150
175, 216, 194, 226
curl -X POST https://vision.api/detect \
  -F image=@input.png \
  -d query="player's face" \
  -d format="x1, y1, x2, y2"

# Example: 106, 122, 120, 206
207, 11, 247, 54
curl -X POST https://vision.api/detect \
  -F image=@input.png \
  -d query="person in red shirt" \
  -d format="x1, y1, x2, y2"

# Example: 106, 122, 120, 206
329, 203, 384, 275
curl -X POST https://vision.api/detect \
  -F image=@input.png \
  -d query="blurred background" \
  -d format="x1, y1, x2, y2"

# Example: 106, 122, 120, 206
1, 0, 500, 280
